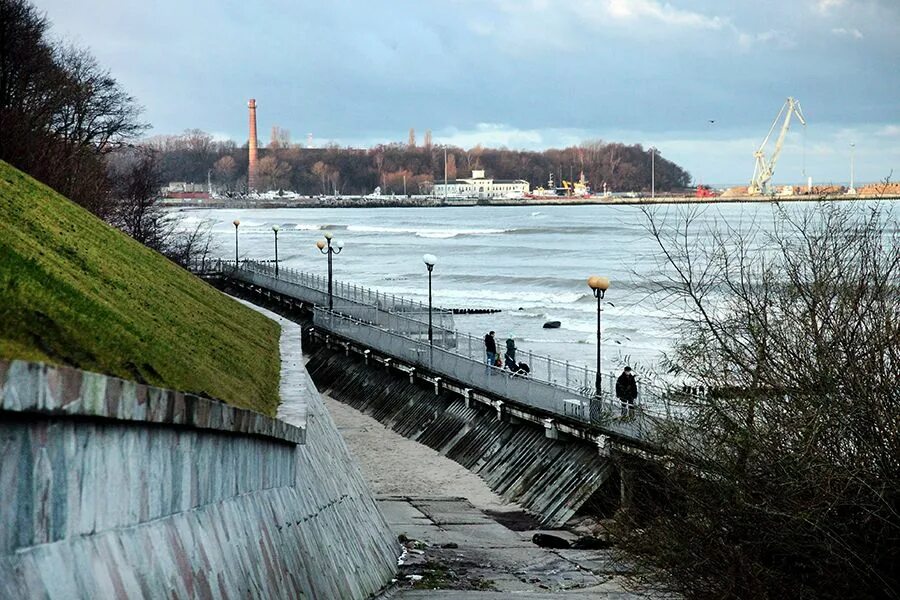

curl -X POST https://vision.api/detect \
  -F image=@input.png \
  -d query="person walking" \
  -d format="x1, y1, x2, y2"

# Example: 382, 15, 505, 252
615, 366, 638, 418
504, 335, 517, 371
484, 331, 497, 374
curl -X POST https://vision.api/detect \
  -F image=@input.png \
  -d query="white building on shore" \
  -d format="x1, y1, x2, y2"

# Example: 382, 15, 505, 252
433, 170, 530, 199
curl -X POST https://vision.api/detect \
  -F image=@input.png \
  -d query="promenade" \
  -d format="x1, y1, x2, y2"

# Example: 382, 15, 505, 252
202, 259, 689, 447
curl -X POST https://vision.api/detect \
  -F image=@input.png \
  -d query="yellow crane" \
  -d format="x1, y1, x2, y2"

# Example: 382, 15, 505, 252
748, 97, 807, 196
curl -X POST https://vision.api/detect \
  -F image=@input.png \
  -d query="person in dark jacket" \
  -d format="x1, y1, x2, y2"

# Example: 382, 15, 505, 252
615, 366, 638, 418
484, 331, 497, 374
504, 335, 517, 370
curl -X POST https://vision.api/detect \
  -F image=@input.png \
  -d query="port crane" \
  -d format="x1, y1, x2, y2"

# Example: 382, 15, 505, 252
748, 97, 806, 195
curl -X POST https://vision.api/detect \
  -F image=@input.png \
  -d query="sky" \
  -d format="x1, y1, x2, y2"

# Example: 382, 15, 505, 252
34, 0, 900, 185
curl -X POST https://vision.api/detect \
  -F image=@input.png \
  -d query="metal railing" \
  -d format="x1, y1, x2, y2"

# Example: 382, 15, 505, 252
198, 258, 693, 441
217, 260, 459, 346
313, 309, 693, 442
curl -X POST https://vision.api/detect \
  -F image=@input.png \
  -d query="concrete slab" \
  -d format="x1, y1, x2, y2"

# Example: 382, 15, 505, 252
377, 496, 653, 598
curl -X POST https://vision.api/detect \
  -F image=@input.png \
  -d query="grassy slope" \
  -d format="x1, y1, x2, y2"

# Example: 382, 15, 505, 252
0, 160, 281, 416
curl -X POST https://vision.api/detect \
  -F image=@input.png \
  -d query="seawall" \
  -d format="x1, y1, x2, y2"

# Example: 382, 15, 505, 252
304, 345, 618, 527
0, 358, 398, 599
163, 192, 900, 210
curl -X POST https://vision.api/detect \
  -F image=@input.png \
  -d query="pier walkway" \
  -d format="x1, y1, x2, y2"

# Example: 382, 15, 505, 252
199, 260, 687, 446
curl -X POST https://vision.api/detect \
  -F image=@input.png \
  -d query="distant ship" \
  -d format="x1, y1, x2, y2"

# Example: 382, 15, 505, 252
526, 172, 607, 199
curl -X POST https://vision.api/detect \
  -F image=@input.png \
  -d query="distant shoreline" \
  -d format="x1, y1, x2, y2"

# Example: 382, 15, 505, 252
165, 193, 900, 210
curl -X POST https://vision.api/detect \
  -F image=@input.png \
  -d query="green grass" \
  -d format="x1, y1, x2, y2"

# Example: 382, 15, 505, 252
0, 160, 281, 416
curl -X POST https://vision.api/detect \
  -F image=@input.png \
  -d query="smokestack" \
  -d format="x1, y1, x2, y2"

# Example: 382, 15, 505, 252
247, 99, 258, 191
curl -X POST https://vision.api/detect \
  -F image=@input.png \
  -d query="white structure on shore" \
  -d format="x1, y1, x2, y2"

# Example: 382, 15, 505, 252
433, 170, 530, 199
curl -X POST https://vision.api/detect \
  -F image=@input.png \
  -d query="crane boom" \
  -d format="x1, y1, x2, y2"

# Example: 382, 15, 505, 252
748, 97, 806, 195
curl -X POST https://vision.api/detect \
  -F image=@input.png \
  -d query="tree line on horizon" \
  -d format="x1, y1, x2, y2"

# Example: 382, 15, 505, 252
148, 130, 693, 196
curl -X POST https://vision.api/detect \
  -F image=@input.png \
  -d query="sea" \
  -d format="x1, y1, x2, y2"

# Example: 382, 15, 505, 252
176, 201, 887, 379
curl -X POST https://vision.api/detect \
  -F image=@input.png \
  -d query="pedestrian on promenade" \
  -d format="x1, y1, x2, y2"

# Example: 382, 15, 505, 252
484, 331, 497, 374
615, 366, 638, 418
504, 335, 517, 371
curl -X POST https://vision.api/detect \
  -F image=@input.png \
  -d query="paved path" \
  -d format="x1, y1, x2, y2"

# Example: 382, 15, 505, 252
236, 297, 308, 427
378, 496, 652, 598
323, 390, 650, 597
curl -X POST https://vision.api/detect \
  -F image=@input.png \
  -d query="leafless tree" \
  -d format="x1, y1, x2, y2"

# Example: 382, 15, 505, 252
107, 147, 167, 249
212, 155, 237, 190
0, 0, 145, 213
106, 146, 214, 267
255, 155, 291, 191
613, 200, 900, 599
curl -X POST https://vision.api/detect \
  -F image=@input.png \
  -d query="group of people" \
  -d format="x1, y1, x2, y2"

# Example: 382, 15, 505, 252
483, 331, 530, 377
484, 330, 640, 418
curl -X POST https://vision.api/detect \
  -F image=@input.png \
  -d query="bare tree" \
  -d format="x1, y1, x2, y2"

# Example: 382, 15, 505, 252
311, 161, 328, 194
212, 155, 237, 190
0, 0, 145, 213
255, 155, 291, 191
613, 201, 900, 599
107, 147, 167, 248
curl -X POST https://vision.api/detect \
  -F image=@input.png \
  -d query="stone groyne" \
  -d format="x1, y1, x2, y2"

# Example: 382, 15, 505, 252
0, 359, 398, 599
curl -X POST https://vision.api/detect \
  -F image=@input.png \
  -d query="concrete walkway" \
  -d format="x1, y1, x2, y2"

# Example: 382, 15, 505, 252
235, 298, 307, 427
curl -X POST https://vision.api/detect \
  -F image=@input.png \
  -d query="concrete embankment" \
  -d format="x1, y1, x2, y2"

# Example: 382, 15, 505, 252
305, 346, 618, 527
0, 358, 398, 599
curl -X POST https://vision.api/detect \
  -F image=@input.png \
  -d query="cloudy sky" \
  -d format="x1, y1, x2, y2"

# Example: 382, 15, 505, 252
35, 0, 900, 184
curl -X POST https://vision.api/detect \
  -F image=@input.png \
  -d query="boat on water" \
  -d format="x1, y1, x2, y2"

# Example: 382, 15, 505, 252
525, 172, 611, 200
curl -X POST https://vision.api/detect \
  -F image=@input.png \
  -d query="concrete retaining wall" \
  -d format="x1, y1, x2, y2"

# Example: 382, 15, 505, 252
0, 360, 398, 599
305, 347, 617, 527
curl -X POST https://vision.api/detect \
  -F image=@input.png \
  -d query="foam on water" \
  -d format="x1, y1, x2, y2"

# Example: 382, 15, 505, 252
189, 202, 855, 372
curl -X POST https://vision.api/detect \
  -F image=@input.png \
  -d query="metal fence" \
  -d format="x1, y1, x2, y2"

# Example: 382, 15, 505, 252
199, 258, 693, 441
313, 309, 692, 441
220, 260, 459, 345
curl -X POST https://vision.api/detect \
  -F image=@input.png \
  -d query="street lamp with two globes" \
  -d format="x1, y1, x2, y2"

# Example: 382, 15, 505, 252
316, 231, 344, 310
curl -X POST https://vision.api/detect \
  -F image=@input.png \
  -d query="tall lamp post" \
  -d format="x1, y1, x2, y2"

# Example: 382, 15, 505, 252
272, 225, 280, 277
649, 147, 656, 199
849, 142, 857, 194
232, 219, 240, 265
316, 231, 343, 310
423, 254, 437, 344
588, 276, 610, 396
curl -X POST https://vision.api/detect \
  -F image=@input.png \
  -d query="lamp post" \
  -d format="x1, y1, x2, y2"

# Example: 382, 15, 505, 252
272, 225, 280, 277
650, 147, 656, 199
423, 254, 437, 344
232, 219, 240, 265
849, 142, 856, 194
587, 276, 610, 396
316, 231, 343, 310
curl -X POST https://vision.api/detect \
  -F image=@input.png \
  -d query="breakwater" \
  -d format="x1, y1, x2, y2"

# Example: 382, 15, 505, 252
0, 359, 397, 599
165, 191, 899, 210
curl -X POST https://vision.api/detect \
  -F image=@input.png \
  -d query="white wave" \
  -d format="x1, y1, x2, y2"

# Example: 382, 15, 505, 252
347, 224, 512, 237
293, 223, 324, 231
416, 231, 460, 239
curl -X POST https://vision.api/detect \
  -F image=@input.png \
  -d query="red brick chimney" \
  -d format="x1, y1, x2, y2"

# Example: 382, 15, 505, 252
247, 99, 258, 191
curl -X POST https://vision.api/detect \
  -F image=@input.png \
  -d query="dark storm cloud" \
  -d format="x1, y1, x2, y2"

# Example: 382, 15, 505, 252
32, 0, 900, 181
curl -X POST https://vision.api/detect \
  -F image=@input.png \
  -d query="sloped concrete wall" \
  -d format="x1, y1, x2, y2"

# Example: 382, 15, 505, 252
0, 360, 398, 599
305, 347, 616, 527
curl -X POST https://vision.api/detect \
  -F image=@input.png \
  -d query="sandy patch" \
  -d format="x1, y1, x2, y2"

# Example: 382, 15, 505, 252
323, 395, 520, 514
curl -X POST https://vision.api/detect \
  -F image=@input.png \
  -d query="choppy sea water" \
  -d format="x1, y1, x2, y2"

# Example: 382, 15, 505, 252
178, 201, 888, 378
